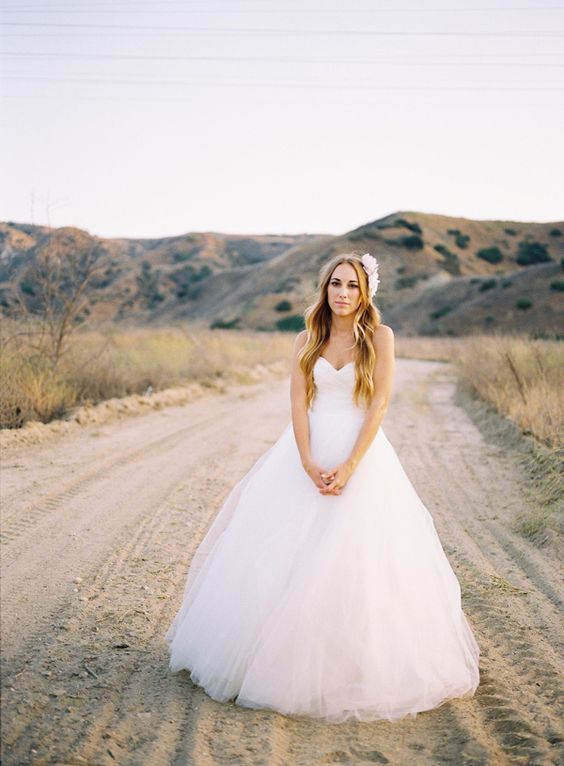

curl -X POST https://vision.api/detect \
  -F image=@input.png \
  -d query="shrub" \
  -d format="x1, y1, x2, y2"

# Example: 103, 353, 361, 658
479, 279, 497, 292
501, 280, 512, 288
476, 246, 503, 264
504, 228, 517, 236
447, 228, 470, 248
515, 240, 551, 265
550, 280, 564, 291
549, 228, 562, 237
430, 305, 452, 320
275, 299, 292, 312
384, 234, 423, 250
210, 317, 240, 329
395, 218, 422, 234
401, 235, 424, 250
276, 315, 305, 332
395, 276, 419, 289
434, 244, 460, 275
516, 298, 532, 310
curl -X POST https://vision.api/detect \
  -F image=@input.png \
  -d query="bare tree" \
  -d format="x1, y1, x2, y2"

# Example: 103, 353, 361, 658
9, 232, 109, 372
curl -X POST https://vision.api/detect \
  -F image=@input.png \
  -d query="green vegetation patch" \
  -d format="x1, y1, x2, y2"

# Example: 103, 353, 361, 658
430, 305, 452, 320
476, 246, 503, 264
276, 314, 306, 332
515, 240, 552, 266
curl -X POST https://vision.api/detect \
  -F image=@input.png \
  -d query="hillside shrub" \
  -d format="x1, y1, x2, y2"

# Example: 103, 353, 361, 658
515, 240, 551, 265
516, 298, 532, 310
276, 315, 305, 332
430, 305, 452, 320
210, 317, 240, 329
170, 263, 212, 300
549, 228, 562, 237
550, 280, 564, 291
395, 218, 422, 234
504, 228, 517, 236
479, 279, 497, 292
396, 235, 424, 250
136, 261, 165, 309
434, 244, 460, 275
273, 276, 299, 294
447, 228, 470, 248
395, 276, 419, 289
501, 280, 512, 288
275, 299, 292, 312
476, 246, 503, 264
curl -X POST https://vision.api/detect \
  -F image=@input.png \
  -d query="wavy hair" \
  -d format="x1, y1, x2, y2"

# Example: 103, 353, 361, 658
298, 252, 382, 409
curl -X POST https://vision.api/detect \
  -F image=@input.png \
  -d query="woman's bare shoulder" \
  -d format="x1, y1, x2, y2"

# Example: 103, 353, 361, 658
293, 329, 309, 351
372, 324, 394, 346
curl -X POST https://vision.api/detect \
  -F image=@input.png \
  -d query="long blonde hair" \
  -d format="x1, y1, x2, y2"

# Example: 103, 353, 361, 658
298, 252, 382, 409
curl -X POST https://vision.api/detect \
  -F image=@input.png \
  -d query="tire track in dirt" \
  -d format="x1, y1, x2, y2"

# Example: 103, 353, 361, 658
1, 381, 293, 765
398, 368, 564, 766
0, 410, 222, 547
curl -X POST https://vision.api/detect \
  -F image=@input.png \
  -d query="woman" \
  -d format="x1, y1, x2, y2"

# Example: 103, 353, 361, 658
165, 252, 480, 724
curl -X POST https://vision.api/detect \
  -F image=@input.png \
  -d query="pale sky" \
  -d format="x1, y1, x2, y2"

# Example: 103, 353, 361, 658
1, 0, 563, 239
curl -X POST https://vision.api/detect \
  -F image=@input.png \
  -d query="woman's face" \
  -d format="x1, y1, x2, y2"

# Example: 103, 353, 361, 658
326, 262, 362, 317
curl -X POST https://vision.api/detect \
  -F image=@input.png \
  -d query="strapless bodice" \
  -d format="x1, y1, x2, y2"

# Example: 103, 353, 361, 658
309, 357, 368, 418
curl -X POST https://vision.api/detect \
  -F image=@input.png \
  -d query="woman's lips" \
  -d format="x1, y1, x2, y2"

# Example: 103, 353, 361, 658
335, 301, 349, 305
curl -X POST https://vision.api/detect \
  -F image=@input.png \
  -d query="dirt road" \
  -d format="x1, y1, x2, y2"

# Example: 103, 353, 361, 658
1, 359, 562, 766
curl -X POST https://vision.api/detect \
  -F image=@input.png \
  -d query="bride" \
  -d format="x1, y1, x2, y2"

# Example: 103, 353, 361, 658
165, 252, 480, 724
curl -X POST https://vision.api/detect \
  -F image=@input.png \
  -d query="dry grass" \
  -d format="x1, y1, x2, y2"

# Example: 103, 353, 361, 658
2, 324, 561, 451
0, 320, 294, 429
398, 333, 563, 545
449, 333, 562, 451
396, 333, 562, 451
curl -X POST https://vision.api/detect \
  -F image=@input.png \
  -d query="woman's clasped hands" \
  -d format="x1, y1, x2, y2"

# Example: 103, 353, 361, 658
303, 459, 355, 495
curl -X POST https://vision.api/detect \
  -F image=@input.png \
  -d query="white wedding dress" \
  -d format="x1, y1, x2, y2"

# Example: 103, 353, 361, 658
165, 356, 480, 723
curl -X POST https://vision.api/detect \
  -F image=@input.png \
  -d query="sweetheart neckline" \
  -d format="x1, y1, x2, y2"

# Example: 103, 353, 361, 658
317, 356, 354, 373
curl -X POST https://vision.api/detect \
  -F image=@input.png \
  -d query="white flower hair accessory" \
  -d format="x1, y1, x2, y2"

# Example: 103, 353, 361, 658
361, 253, 380, 298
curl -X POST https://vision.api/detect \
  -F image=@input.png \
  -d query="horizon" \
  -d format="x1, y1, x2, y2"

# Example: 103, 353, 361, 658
3, 207, 563, 242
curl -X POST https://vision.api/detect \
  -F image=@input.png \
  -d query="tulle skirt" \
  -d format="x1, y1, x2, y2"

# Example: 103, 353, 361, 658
165, 404, 480, 723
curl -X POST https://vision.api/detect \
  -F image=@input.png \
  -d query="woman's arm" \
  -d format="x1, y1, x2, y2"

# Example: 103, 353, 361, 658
320, 324, 395, 495
347, 324, 395, 470
290, 330, 312, 467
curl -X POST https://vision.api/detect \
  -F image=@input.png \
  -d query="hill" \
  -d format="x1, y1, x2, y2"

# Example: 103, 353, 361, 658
1, 212, 562, 336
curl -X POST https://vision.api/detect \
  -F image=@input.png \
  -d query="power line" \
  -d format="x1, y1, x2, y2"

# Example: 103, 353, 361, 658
3, 74, 562, 90
2, 52, 564, 68
2, 5, 564, 11
3, 50, 563, 59
2, 22, 563, 36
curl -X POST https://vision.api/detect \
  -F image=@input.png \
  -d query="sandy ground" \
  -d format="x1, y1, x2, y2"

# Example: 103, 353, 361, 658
1, 359, 562, 766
